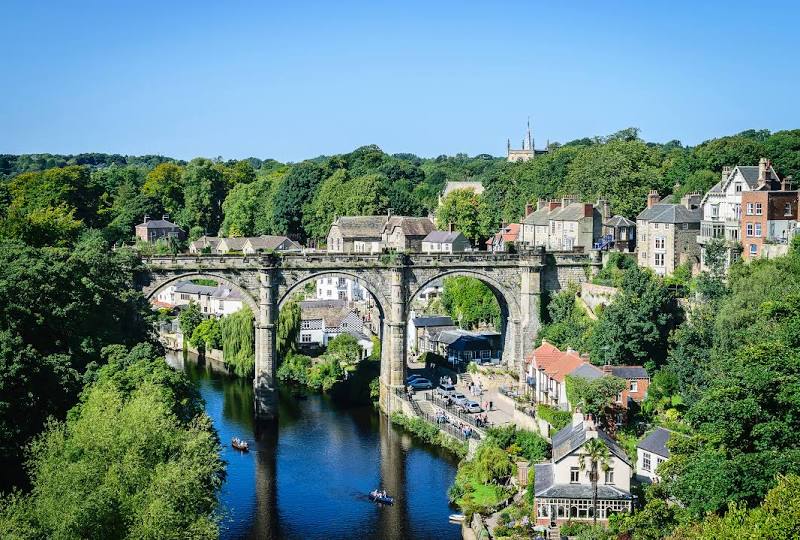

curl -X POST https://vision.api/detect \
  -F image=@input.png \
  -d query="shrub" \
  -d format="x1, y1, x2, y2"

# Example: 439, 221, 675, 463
537, 404, 572, 431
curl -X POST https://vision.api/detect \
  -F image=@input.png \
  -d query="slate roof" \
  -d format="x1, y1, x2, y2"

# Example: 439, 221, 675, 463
245, 235, 301, 251
411, 315, 454, 327
332, 216, 388, 239
571, 363, 604, 380
551, 421, 631, 466
300, 304, 357, 329
637, 427, 672, 458
174, 281, 218, 295
211, 286, 242, 301
426, 326, 458, 341
549, 202, 592, 222
217, 237, 248, 251
522, 207, 551, 226
136, 218, 183, 229
605, 215, 635, 227
190, 236, 220, 249
423, 230, 464, 243
637, 203, 700, 224
386, 216, 435, 237
608, 366, 649, 379
299, 299, 346, 310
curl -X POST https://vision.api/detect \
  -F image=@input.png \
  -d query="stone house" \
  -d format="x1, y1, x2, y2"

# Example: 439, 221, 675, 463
602, 215, 636, 252
135, 216, 185, 243
382, 216, 435, 252
636, 427, 674, 483
534, 413, 633, 526
214, 237, 248, 254
189, 236, 220, 254
740, 186, 798, 260
430, 329, 502, 365
421, 230, 470, 253
486, 223, 521, 252
636, 191, 701, 276
156, 281, 243, 317
698, 158, 781, 270
406, 314, 455, 353
525, 341, 602, 410
326, 214, 434, 253
241, 235, 301, 255
519, 197, 605, 252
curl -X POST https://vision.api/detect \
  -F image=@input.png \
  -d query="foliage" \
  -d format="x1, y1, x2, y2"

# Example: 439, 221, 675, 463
435, 188, 492, 244
306, 356, 343, 391
220, 308, 254, 377
485, 425, 550, 462
537, 404, 572, 431
276, 300, 301, 359
540, 284, 595, 351
593, 252, 637, 288
190, 317, 222, 352
326, 333, 363, 370
179, 302, 203, 342
588, 265, 682, 372
565, 375, 626, 422
441, 276, 501, 330
389, 412, 467, 458
370, 336, 381, 361
369, 377, 380, 401
0, 235, 152, 487
0, 344, 224, 539
276, 353, 312, 386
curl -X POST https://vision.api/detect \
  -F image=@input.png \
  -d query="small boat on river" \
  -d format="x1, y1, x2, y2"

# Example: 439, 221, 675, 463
369, 489, 394, 505
449, 513, 465, 522
231, 437, 249, 452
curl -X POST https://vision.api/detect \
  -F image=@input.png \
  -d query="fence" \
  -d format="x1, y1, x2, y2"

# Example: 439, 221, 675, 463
393, 388, 478, 441
424, 392, 492, 430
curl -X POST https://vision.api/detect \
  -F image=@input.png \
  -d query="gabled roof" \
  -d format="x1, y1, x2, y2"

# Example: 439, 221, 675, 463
136, 218, 183, 230
522, 207, 551, 226
637, 427, 673, 458
300, 303, 358, 329
533, 461, 632, 500
331, 216, 388, 239
548, 202, 593, 222
608, 366, 649, 379
551, 421, 631, 466
190, 236, 220, 248
530, 342, 591, 383
605, 215, 635, 227
486, 223, 520, 245
386, 216, 435, 237
571, 363, 604, 380
411, 315, 454, 327
423, 230, 464, 243
244, 235, 301, 251
217, 237, 248, 251
637, 203, 700, 224
211, 286, 242, 301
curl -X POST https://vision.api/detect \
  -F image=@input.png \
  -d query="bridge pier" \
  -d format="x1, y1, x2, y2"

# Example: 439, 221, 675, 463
254, 270, 278, 420
379, 268, 407, 414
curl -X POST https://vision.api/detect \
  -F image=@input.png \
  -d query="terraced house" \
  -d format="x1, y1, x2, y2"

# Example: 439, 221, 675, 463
636, 191, 701, 276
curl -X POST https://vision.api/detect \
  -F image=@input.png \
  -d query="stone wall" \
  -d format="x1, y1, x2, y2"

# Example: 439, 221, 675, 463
580, 282, 619, 312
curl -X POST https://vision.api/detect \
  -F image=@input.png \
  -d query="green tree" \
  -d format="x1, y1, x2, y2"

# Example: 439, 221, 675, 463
179, 302, 203, 341
276, 301, 301, 358
190, 317, 222, 352
220, 308, 254, 377
578, 438, 612, 526
179, 158, 227, 234
435, 188, 491, 245
441, 276, 501, 330
271, 161, 324, 240
142, 162, 184, 219
326, 333, 362, 370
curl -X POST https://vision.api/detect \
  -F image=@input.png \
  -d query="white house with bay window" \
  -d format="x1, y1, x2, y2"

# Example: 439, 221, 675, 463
534, 413, 633, 527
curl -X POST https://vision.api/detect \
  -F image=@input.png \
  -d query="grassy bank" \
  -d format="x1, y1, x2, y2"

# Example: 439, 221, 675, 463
389, 412, 467, 459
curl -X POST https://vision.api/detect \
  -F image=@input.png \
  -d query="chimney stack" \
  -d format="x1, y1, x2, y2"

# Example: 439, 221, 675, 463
162, 214, 169, 221
647, 190, 660, 209
448, 222, 454, 233
537, 198, 548, 211
758, 158, 771, 186
722, 165, 732, 184
602, 364, 613, 375
548, 200, 562, 212
525, 203, 534, 217
144, 215, 150, 223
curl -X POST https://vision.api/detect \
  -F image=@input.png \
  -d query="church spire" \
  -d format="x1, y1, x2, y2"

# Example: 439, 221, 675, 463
526, 117, 533, 152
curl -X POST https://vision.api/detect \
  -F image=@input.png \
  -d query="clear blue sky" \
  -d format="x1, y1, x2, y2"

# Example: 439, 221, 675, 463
1, 1, 797, 162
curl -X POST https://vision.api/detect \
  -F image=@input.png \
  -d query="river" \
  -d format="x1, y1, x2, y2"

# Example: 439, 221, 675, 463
165, 350, 462, 540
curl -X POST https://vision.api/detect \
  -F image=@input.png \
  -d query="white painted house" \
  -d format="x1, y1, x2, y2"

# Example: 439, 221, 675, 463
316, 276, 367, 303
636, 427, 674, 483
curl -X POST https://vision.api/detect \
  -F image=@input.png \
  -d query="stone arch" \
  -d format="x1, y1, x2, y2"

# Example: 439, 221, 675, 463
146, 271, 260, 317
407, 269, 522, 369
276, 270, 390, 320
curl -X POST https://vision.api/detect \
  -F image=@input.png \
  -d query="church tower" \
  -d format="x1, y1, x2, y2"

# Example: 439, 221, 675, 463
507, 119, 536, 162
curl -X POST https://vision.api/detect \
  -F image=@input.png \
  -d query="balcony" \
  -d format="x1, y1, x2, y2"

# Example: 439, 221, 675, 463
698, 219, 740, 244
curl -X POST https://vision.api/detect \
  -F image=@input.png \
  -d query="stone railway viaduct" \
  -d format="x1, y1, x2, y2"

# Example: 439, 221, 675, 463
140, 251, 601, 418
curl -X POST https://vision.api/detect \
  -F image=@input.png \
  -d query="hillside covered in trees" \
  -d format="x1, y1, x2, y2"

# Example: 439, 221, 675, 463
2, 127, 799, 248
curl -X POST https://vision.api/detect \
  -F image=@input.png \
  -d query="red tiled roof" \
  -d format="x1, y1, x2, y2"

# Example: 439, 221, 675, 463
150, 300, 174, 309
486, 223, 521, 245
530, 341, 590, 382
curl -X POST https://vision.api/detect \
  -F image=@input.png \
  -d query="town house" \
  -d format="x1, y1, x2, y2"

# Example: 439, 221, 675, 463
636, 191, 701, 276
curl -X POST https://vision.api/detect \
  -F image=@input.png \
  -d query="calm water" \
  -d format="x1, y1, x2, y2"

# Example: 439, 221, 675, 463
165, 351, 462, 540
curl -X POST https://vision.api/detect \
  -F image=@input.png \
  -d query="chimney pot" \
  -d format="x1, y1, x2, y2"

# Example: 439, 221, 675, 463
525, 203, 534, 217
548, 201, 562, 211
144, 215, 150, 223
647, 190, 661, 209
448, 222, 454, 233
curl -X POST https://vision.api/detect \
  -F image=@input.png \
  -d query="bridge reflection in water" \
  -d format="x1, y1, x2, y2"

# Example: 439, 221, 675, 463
166, 350, 461, 540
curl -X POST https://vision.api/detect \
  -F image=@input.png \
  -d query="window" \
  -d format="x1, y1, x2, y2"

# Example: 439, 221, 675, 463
682, 223, 689, 231
711, 204, 719, 219
746, 203, 754, 215
301, 320, 311, 329
755, 203, 763, 215
654, 223, 659, 229
570, 467, 579, 483
754, 223, 762, 237
654, 253, 665, 267
301, 333, 311, 343
642, 452, 651, 472
785, 203, 793, 217
656, 458, 665, 469
735, 204, 742, 219
746, 223, 754, 237
630, 381, 638, 392
605, 469, 615, 484
654, 237, 665, 250
735, 182, 742, 193
750, 244, 757, 255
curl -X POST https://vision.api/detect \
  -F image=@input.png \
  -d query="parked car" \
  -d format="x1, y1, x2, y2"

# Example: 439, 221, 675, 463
405, 374, 422, 384
450, 393, 468, 407
461, 400, 483, 413
408, 378, 433, 390
436, 383, 456, 398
